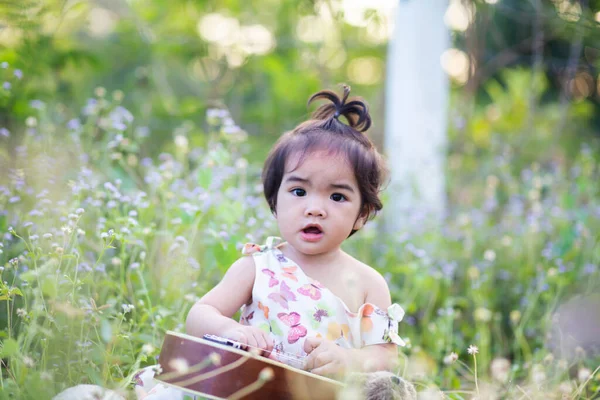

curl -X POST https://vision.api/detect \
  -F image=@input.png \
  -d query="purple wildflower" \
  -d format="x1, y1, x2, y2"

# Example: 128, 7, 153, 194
29, 100, 44, 109
67, 119, 81, 130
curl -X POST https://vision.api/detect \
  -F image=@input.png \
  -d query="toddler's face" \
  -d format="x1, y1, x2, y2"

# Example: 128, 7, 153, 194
275, 150, 364, 256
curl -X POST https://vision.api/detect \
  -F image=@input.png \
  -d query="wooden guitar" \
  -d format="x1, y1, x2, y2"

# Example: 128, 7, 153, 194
155, 331, 345, 400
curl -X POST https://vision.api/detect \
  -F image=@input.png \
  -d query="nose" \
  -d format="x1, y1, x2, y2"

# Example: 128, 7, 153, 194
304, 200, 327, 218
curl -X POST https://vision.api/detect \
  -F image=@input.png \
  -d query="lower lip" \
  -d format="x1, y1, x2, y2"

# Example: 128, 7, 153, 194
300, 231, 323, 242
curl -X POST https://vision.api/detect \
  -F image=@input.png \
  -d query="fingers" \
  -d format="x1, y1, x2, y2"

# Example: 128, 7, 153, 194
245, 329, 274, 356
303, 336, 322, 354
262, 332, 274, 353
305, 347, 332, 372
222, 327, 273, 355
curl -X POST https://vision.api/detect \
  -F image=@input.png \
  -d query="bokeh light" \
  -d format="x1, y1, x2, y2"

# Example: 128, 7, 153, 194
87, 7, 117, 38
444, 0, 473, 32
440, 48, 471, 85
346, 56, 383, 85
296, 15, 327, 43
197, 13, 240, 46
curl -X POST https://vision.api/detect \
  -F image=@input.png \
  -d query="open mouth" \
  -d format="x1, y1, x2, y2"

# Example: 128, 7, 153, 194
302, 226, 322, 234
301, 225, 323, 242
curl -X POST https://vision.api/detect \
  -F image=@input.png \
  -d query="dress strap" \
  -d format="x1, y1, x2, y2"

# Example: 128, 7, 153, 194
241, 236, 283, 255
265, 236, 282, 249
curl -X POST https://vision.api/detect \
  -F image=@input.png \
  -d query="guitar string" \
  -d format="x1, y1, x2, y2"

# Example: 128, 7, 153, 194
235, 342, 307, 367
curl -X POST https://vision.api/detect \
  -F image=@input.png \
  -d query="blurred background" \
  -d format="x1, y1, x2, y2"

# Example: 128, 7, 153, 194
0, 0, 599, 398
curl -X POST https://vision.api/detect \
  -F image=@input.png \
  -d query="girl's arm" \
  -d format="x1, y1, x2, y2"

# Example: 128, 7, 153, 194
185, 256, 256, 337
304, 267, 399, 375
356, 269, 399, 371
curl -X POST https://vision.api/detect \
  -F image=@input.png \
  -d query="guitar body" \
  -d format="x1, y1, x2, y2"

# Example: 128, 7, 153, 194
156, 331, 344, 399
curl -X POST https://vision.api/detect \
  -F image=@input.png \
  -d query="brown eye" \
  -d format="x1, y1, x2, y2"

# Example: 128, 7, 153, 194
291, 188, 306, 197
331, 193, 346, 202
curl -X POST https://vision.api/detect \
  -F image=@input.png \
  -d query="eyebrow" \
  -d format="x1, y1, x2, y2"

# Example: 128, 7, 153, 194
284, 175, 355, 193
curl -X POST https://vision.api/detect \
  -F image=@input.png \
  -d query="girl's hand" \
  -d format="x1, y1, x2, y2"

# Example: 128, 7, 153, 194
221, 325, 274, 356
303, 337, 352, 378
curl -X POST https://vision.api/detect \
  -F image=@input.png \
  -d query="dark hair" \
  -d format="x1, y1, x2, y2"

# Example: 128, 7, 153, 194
262, 85, 387, 236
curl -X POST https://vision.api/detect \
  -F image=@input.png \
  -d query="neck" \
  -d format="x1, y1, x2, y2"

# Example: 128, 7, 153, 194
282, 244, 344, 271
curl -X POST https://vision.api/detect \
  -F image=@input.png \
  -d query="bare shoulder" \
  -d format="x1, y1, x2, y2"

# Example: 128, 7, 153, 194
197, 254, 257, 313
344, 253, 391, 308
224, 255, 257, 285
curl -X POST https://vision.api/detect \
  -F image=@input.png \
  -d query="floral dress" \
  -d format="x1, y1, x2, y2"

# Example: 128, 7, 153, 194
134, 237, 406, 399
239, 237, 405, 367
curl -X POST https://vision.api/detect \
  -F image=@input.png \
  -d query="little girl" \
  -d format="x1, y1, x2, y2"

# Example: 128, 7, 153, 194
135, 86, 407, 398
187, 85, 405, 373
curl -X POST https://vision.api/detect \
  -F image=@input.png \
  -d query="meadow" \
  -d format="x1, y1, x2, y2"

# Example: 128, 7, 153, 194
0, 63, 599, 399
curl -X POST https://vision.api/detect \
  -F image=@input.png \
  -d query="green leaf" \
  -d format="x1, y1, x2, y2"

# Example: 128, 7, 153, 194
100, 319, 113, 343
197, 168, 212, 189
0, 338, 19, 358
41, 278, 57, 298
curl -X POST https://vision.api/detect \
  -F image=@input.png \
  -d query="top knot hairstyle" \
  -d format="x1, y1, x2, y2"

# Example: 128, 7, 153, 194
262, 85, 387, 236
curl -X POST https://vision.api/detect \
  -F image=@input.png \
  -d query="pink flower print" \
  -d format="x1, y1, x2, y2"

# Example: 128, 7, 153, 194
297, 280, 324, 301
262, 269, 279, 288
277, 312, 307, 344
268, 281, 297, 309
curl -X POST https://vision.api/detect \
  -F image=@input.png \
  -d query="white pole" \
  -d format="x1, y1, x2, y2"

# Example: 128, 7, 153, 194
384, 0, 450, 232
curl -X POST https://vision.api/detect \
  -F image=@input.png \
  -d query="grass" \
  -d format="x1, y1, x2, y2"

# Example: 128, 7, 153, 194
0, 73, 599, 399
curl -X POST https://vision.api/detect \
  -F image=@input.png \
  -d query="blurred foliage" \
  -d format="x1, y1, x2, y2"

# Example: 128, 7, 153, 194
1, 0, 600, 398
0, 87, 598, 399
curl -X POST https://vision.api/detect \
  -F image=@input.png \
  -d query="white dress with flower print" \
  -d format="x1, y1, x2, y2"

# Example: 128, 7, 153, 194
239, 237, 405, 367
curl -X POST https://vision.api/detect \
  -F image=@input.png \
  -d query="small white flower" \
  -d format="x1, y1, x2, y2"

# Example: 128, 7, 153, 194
490, 357, 511, 383
387, 304, 405, 322
443, 352, 459, 364
558, 380, 573, 393
122, 304, 134, 314
532, 364, 546, 384
209, 352, 221, 365
169, 358, 189, 374
174, 135, 188, 149
22, 356, 35, 368
483, 249, 496, 262
141, 344, 155, 355
25, 116, 37, 127
467, 345, 479, 355
473, 307, 492, 322
259, 367, 274, 381
578, 367, 591, 382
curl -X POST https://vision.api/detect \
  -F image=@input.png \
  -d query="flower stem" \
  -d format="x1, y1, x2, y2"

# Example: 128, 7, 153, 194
473, 354, 480, 397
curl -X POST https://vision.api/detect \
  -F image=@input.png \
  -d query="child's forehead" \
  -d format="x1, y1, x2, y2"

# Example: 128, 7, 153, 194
284, 149, 351, 173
